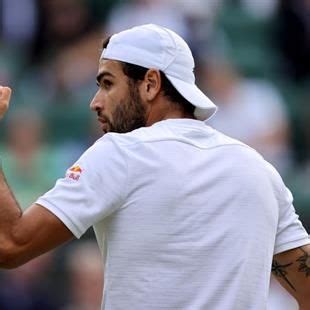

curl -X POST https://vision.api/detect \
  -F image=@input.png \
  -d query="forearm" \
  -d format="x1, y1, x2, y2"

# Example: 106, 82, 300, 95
0, 166, 22, 226
0, 87, 73, 269
272, 245, 310, 308
0, 167, 23, 266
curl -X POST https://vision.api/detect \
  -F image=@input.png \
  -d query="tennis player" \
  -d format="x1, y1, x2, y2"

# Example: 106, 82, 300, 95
0, 24, 309, 309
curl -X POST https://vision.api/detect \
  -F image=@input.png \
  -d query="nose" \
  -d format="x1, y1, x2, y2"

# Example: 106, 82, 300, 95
90, 90, 103, 112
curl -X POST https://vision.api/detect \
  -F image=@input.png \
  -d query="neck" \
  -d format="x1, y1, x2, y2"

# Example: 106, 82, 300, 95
145, 100, 195, 126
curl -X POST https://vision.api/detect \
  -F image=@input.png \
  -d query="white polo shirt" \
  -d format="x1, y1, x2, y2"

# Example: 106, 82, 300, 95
37, 119, 309, 310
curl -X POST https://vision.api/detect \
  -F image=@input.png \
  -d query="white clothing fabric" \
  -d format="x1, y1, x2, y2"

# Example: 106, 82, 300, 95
267, 276, 299, 310
37, 119, 309, 310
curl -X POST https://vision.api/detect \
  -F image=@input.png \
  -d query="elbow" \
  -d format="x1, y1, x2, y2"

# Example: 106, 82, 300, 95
0, 240, 24, 269
0, 221, 32, 269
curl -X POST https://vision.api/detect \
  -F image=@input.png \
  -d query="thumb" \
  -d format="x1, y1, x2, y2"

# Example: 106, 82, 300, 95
0, 86, 12, 118
0, 86, 12, 102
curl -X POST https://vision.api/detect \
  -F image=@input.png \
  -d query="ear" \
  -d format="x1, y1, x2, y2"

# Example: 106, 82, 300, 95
139, 69, 161, 102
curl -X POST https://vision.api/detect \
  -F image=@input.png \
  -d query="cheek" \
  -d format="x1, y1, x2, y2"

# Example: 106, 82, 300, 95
106, 92, 121, 115
109, 88, 128, 109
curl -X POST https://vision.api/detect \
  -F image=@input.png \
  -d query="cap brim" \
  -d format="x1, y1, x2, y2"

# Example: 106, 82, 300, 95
165, 75, 217, 121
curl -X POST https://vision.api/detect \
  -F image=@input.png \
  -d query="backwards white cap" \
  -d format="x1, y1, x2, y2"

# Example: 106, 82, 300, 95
101, 24, 217, 121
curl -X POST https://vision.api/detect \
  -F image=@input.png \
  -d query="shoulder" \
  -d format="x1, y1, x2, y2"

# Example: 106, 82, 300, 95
206, 128, 263, 162
77, 127, 159, 165
92, 124, 171, 149
207, 130, 285, 189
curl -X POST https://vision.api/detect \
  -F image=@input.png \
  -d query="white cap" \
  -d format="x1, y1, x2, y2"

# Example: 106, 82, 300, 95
101, 24, 217, 121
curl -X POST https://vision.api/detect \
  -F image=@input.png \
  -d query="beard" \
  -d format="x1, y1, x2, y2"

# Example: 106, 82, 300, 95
104, 82, 147, 134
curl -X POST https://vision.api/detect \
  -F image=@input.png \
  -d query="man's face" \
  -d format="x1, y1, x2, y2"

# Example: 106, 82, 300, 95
90, 59, 147, 134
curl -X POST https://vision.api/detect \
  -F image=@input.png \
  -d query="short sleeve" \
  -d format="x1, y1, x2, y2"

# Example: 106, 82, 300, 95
36, 136, 128, 238
272, 168, 310, 254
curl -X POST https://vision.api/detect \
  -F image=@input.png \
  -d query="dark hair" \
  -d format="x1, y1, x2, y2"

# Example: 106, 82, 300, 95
122, 63, 195, 114
101, 37, 195, 114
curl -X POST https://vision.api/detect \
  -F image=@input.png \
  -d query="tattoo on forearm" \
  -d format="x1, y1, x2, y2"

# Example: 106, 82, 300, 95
272, 260, 296, 291
296, 247, 310, 277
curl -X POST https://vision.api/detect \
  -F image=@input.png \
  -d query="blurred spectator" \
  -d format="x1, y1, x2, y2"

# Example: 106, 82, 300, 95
62, 241, 103, 310
0, 0, 38, 89
0, 108, 66, 209
286, 162, 310, 232
301, 89, 310, 161
0, 252, 58, 310
170, 0, 224, 58
87, 0, 120, 25
203, 57, 292, 174
12, 0, 102, 146
104, 0, 226, 65
275, 0, 310, 82
27, 0, 101, 94
105, 0, 189, 39
0, 43, 23, 86
50, 29, 101, 103
1, 0, 38, 47
30, 0, 98, 65
213, 0, 278, 79
240, 0, 279, 20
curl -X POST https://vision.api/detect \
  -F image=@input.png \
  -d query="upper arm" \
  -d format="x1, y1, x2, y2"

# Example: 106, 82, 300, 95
272, 244, 310, 309
5, 203, 74, 268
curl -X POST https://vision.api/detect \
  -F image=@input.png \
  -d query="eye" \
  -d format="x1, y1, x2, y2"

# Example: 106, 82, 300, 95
102, 79, 113, 89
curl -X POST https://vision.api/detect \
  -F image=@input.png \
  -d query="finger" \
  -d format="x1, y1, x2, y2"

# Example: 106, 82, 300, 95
0, 86, 12, 104
0, 86, 12, 118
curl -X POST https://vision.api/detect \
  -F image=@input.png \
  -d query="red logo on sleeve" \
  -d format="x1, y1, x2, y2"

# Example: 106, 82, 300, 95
66, 165, 83, 181
69, 166, 83, 173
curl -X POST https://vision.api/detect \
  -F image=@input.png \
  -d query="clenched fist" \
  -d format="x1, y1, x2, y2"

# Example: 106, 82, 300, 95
0, 86, 12, 119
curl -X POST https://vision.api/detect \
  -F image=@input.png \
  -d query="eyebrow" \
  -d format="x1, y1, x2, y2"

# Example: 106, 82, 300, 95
96, 71, 115, 85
